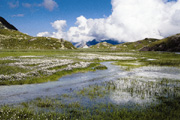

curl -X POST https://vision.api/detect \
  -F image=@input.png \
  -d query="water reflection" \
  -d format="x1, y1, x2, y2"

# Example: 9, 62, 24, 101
0, 61, 179, 106
110, 78, 180, 104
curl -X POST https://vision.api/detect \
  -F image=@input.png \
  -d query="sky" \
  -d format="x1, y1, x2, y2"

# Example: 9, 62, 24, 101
0, 0, 180, 43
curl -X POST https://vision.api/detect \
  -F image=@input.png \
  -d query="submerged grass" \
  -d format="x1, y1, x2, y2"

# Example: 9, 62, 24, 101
1, 94, 180, 120
113, 60, 144, 70
93, 64, 108, 70
76, 85, 108, 99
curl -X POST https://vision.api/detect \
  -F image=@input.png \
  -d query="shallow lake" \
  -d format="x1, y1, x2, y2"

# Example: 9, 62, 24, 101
0, 62, 180, 106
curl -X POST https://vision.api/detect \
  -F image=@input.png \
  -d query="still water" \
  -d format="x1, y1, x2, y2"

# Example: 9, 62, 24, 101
0, 62, 180, 105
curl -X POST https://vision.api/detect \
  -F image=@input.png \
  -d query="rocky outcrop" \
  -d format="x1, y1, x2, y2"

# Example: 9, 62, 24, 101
0, 17, 18, 31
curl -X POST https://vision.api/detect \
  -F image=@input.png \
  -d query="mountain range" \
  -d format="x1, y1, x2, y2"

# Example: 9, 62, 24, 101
0, 16, 179, 52
72, 39, 122, 48
91, 36, 180, 52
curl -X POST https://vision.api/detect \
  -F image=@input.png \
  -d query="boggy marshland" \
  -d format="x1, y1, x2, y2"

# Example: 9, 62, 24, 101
0, 49, 180, 119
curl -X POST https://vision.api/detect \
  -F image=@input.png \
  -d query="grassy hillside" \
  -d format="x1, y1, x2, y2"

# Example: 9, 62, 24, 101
0, 29, 75, 50
90, 42, 114, 49
91, 34, 180, 52
90, 38, 159, 51
140, 34, 180, 52
116, 38, 158, 51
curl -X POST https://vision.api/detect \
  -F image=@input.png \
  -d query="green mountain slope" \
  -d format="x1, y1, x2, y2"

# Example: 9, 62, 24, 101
116, 38, 159, 51
90, 38, 159, 51
0, 29, 75, 50
140, 34, 180, 52
90, 42, 114, 49
91, 34, 180, 52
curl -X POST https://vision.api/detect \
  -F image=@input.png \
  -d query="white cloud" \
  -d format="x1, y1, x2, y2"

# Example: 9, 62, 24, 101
66, 16, 95, 42
37, 20, 66, 39
42, 0, 58, 11
37, 0, 180, 42
51, 20, 66, 31
37, 32, 51, 37
51, 20, 67, 38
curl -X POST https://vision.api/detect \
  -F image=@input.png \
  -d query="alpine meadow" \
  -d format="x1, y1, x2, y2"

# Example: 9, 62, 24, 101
0, 0, 180, 120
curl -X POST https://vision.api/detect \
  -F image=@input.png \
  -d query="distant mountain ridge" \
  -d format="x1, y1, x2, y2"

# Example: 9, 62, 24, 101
72, 39, 122, 48
91, 36, 180, 52
0, 17, 18, 31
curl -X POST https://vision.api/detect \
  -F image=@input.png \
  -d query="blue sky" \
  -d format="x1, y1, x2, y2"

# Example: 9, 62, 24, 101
0, 0, 111, 36
0, 0, 179, 42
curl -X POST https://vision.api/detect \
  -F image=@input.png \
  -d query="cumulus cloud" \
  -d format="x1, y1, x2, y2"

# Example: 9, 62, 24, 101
37, 0, 180, 42
37, 20, 66, 38
66, 16, 95, 42
42, 0, 58, 11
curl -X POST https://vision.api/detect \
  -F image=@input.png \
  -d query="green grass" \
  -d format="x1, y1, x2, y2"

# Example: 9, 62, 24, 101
0, 62, 100, 85
35, 98, 54, 108
113, 60, 143, 70
48, 64, 68, 70
139, 52, 180, 67
0, 49, 113, 85
0, 60, 17, 64
1, 94, 180, 120
93, 64, 108, 70
142, 33, 180, 52
116, 38, 158, 51
77, 85, 109, 99
113, 52, 180, 70
0, 50, 179, 85
0, 65, 29, 75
